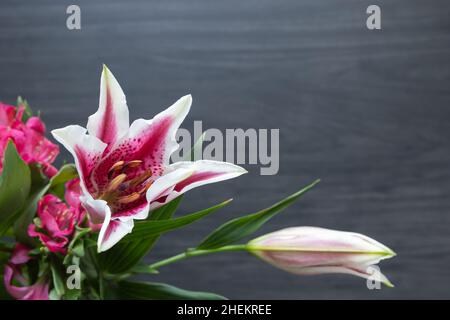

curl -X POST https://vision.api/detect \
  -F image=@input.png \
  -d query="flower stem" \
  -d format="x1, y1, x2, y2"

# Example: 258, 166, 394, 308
147, 244, 249, 271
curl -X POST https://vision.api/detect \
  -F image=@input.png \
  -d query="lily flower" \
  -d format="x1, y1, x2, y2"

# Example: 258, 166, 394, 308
3, 244, 49, 300
248, 227, 396, 287
52, 66, 246, 252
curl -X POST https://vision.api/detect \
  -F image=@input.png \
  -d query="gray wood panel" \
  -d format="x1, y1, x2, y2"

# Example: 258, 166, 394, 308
1, 0, 449, 299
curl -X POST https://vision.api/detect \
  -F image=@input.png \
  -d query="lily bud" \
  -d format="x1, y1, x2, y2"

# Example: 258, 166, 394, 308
248, 227, 396, 287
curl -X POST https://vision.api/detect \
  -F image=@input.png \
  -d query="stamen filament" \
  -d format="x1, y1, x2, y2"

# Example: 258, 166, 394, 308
106, 173, 127, 192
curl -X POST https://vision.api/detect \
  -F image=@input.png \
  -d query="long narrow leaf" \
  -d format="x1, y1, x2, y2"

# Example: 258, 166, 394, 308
0, 141, 31, 236
122, 199, 232, 242
197, 179, 320, 250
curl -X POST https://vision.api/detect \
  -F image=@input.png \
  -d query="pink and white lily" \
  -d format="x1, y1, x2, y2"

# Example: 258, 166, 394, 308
52, 66, 246, 252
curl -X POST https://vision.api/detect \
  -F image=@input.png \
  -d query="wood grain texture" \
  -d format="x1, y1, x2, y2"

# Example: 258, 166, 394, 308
1, 0, 450, 298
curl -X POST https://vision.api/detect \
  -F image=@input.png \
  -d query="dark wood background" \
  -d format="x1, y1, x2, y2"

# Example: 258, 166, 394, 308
1, 0, 450, 299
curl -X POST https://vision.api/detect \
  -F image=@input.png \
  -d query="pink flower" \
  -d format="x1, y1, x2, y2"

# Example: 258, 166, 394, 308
3, 244, 49, 300
0, 102, 59, 177
64, 178, 81, 206
28, 179, 84, 253
52, 65, 247, 252
0, 102, 15, 125
249, 227, 396, 287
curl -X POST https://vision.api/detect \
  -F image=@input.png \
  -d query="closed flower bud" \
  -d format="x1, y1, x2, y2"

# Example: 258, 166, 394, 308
248, 227, 396, 287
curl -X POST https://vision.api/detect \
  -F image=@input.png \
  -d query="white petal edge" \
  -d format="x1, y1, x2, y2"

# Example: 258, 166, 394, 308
280, 264, 394, 287
51, 125, 107, 195
80, 194, 109, 225
146, 167, 195, 204
124, 94, 192, 167
150, 160, 247, 209
97, 209, 134, 253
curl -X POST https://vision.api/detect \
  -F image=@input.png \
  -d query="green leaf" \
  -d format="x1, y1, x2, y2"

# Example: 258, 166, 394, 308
51, 264, 66, 298
118, 281, 226, 300
49, 164, 77, 186
64, 288, 82, 300
0, 251, 10, 300
0, 250, 9, 266
0, 239, 13, 251
0, 275, 12, 300
0, 141, 31, 236
48, 164, 78, 199
16, 96, 33, 122
122, 198, 232, 242
99, 197, 183, 274
197, 179, 320, 250
72, 242, 85, 257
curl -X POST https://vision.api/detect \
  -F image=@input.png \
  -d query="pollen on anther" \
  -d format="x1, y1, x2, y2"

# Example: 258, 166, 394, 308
117, 192, 140, 204
108, 160, 125, 178
125, 160, 143, 169
106, 173, 127, 192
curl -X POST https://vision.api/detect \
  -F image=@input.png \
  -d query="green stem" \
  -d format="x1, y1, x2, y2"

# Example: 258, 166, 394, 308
147, 244, 249, 271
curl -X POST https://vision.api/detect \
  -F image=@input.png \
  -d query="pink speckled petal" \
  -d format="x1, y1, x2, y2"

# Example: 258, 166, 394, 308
87, 65, 129, 151
150, 160, 246, 209
52, 125, 107, 194
92, 95, 191, 189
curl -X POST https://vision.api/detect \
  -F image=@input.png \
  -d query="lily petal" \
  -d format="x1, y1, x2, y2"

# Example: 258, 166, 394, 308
80, 195, 110, 225
51, 125, 107, 194
151, 160, 247, 208
280, 264, 394, 287
97, 208, 134, 252
146, 167, 194, 204
87, 65, 129, 149
91, 95, 191, 190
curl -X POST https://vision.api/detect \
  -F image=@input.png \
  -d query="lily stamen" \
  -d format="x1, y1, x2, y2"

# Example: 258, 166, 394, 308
108, 160, 125, 178
129, 169, 153, 187
138, 179, 154, 194
117, 192, 140, 204
124, 160, 143, 169
106, 173, 127, 193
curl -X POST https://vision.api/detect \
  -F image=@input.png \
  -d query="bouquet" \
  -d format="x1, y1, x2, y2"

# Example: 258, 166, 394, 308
0, 66, 395, 300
